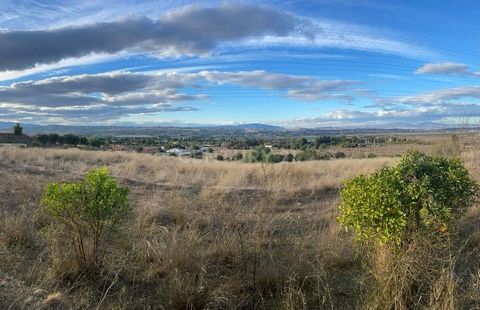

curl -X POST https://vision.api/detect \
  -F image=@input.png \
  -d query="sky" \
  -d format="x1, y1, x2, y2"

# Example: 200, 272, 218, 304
0, 0, 478, 128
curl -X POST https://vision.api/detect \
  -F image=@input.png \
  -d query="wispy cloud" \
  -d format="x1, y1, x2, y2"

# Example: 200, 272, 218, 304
198, 70, 357, 101
0, 52, 129, 82
370, 85, 480, 108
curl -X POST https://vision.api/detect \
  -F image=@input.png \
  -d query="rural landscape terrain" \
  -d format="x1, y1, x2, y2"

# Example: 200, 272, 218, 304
1, 128, 480, 309
1, 0, 479, 309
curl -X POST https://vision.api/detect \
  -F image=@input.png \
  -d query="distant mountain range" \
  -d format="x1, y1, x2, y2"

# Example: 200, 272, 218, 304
0, 121, 478, 138
0, 122, 285, 135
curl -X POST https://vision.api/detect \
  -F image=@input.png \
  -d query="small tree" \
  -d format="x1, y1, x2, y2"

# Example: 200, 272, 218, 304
13, 123, 23, 135
41, 167, 131, 269
338, 150, 477, 248
233, 152, 243, 161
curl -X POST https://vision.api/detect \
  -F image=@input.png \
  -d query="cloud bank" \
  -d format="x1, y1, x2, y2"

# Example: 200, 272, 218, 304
0, 70, 356, 123
0, 5, 309, 72
285, 85, 480, 128
0, 3, 437, 79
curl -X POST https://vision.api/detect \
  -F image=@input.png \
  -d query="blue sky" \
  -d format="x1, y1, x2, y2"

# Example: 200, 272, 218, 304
0, 0, 478, 128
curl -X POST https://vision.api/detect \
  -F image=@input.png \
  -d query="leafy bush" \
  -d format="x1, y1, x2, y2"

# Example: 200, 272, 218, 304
216, 154, 224, 161
338, 150, 477, 247
41, 167, 131, 269
295, 149, 317, 161
295, 149, 332, 161
335, 151, 346, 159
233, 152, 243, 161
244, 146, 271, 163
267, 153, 285, 163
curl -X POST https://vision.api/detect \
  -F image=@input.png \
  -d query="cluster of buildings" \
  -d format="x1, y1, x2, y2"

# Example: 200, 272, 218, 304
0, 131, 214, 158
111, 144, 213, 157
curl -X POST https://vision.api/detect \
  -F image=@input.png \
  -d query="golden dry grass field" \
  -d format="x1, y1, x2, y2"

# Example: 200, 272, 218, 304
1, 134, 480, 309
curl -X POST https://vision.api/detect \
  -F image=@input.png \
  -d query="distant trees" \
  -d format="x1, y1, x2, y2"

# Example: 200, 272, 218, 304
295, 149, 332, 161
37, 133, 60, 145
87, 137, 102, 148
36, 133, 103, 147
13, 123, 23, 135
61, 133, 80, 145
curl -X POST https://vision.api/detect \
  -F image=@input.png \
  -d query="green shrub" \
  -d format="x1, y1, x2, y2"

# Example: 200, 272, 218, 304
267, 153, 285, 163
244, 146, 271, 163
216, 154, 224, 161
41, 167, 131, 269
337, 150, 477, 247
335, 151, 346, 159
233, 152, 243, 161
295, 149, 316, 161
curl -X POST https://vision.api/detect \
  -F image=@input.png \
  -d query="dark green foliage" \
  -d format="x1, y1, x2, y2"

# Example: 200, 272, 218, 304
245, 146, 271, 163
36, 133, 101, 147
13, 123, 23, 135
88, 137, 103, 147
233, 152, 243, 161
61, 133, 80, 145
338, 150, 478, 247
216, 154, 224, 161
335, 151, 346, 159
37, 133, 60, 145
295, 149, 332, 161
266, 153, 285, 163
41, 167, 131, 269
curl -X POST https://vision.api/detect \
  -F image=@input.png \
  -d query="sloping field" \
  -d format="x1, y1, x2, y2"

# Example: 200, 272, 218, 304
1, 146, 480, 309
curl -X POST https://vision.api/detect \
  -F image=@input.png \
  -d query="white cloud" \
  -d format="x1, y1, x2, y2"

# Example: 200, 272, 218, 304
197, 70, 357, 101
415, 62, 480, 77
0, 3, 439, 77
369, 85, 480, 108
0, 5, 309, 72
283, 104, 480, 128
282, 84, 480, 128
0, 70, 358, 124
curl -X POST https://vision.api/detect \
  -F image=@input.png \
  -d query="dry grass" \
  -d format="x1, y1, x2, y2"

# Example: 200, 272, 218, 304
0, 146, 396, 191
1, 143, 480, 309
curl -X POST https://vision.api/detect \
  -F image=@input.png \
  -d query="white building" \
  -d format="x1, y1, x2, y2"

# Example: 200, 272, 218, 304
166, 148, 191, 156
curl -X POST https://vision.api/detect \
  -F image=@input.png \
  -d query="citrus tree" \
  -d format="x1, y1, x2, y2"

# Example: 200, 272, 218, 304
41, 167, 131, 269
337, 150, 477, 247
